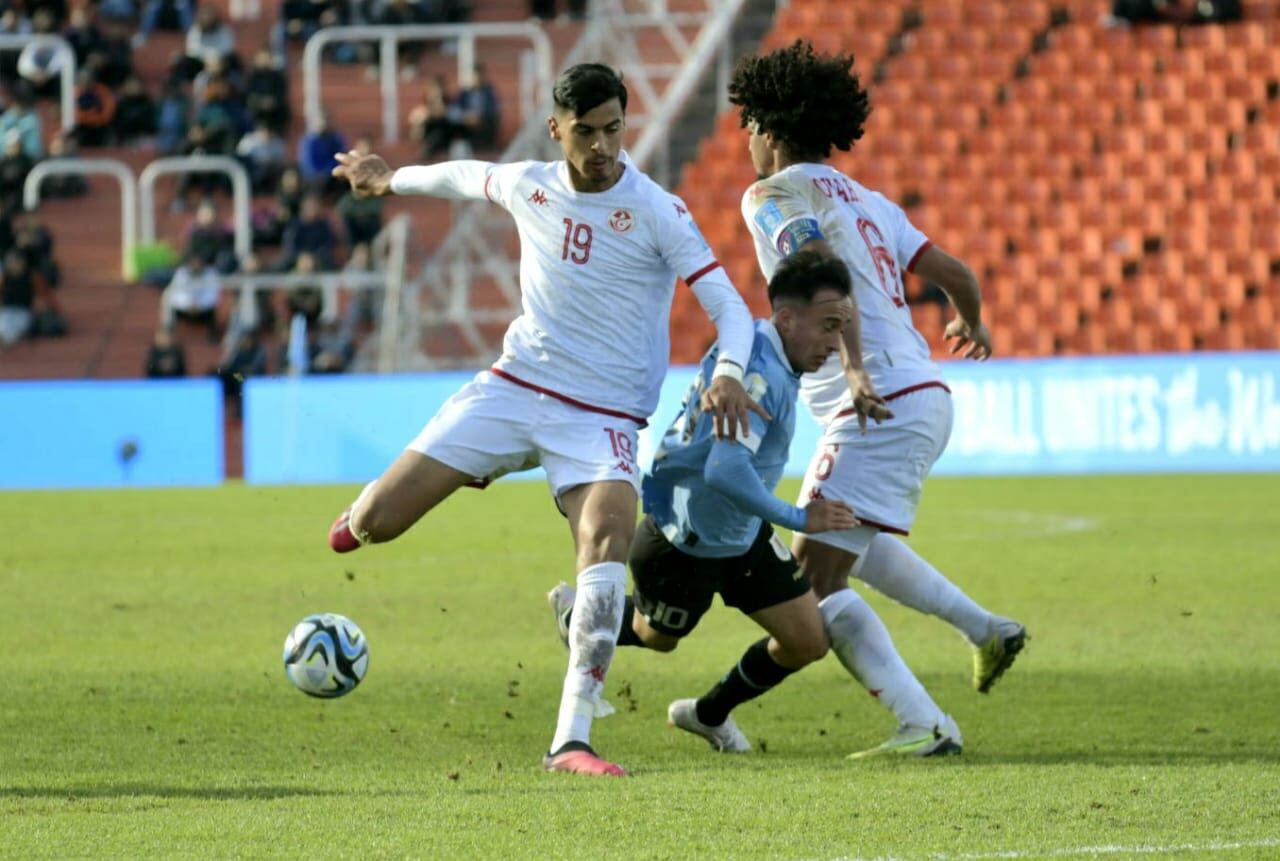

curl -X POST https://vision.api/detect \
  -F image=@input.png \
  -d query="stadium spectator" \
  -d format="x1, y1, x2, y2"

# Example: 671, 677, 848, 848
236, 121, 287, 193
91, 18, 136, 89
274, 0, 342, 57
214, 326, 267, 415
134, 0, 194, 46
72, 68, 116, 147
39, 130, 87, 197
156, 78, 192, 154
0, 84, 43, 159
308, 319, 356, 373
0, 248, 38, 345
185, 199, 237, 273
245, 48, 288, 132
113, 74, 159, 144
0, 131, 33, 212
0, 11, 32, 83
1107, 0, 1241, 24
529, 0, 587, 20
161, 254, 222, 340
252, 164, 303, 246
12, 213, 60, 289
97, 0, 139, 24
62, 6, 104, 68
284, 250, 325, 325
407, 74, 459, 159
16, 13, 70, 99
296, 110, 347, 193
185, 5, 236, 70
27, 1, 69, 27
144, 327, 188, 377
454, 64, 499, 152
280, 193, 337, 270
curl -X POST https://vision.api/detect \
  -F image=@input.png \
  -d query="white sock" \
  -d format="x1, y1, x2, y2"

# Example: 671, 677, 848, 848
550, 561, 626, 753
346, 480, 377, 544
820, 589, 944, 729
855, 534, 993, 646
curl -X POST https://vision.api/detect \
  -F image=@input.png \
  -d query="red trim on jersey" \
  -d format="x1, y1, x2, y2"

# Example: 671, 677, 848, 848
483, 173, 495, 202
834, 381, 951, 419
489, 368, 649, 427
905, 240, 933, 273
684, 261, 722, 287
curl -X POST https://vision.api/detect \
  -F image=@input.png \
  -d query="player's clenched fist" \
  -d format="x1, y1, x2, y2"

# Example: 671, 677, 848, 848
333, 150, 394, 198
801, 498, 860, 533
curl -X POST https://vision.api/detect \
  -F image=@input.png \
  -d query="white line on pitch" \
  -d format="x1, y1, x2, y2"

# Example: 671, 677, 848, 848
824, 836, 1280, 861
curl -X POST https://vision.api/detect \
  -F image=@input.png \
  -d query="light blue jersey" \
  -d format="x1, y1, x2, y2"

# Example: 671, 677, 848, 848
643, 320, 802, 557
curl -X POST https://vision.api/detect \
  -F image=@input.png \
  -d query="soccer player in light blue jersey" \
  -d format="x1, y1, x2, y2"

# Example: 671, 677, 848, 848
551, 252, 962, 755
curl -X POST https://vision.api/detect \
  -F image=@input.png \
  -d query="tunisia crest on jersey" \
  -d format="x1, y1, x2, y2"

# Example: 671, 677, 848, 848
609, 209, 634, 232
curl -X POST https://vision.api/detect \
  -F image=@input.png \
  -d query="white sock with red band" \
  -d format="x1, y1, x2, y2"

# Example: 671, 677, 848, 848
820, 588, 943, 729
854, 534, 993, 646
550, 561, 626, 753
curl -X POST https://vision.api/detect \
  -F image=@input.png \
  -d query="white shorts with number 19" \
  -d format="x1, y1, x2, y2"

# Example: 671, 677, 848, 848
797, 384, 953, 557
407, 369, 643, 498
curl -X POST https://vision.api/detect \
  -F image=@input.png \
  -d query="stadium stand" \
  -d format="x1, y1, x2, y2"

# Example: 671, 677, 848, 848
669, 0, 1280, 362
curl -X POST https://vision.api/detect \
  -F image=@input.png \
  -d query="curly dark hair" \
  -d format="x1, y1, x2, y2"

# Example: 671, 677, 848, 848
728, 40, 871, 160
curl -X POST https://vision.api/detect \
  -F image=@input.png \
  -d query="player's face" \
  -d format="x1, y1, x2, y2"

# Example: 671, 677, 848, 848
779, 287, 854, 373
748, 122, 774, 179
549, 98, 626, 191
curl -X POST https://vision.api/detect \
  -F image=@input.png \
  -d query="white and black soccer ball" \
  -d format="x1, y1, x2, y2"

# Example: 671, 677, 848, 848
283, 613, 369, 698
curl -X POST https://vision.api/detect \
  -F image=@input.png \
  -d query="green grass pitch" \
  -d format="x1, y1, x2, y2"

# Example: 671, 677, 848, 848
2, 475, 1278, 860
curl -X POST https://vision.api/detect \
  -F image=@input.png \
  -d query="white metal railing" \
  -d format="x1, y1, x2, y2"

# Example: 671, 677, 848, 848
23, 158, 137, 279
374, 215, 410, 373
138, 156, 252, 262
0, 34, 75, 132
302, 23, 553, 144
630, 0, 746, 169
219, 271, 388, 329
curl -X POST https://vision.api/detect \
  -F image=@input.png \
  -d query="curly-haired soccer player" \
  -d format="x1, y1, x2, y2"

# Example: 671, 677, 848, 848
729, 40, 1028, 756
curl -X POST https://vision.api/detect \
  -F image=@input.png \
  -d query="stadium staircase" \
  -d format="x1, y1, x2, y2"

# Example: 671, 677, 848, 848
669, 0, 1280, 362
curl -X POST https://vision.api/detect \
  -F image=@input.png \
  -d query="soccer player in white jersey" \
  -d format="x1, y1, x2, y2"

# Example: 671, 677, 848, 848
325, 64, 765, 777
730, 42, 1028, 755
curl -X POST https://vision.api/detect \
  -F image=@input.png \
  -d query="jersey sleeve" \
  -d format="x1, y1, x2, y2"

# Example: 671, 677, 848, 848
479, 160, 536, 212
742, 181, 825, 256
655, 196, 721, 285
389, 160, 532, 210
878, 191, 932, 273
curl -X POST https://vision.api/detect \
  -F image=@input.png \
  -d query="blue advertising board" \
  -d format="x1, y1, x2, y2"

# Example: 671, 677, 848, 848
0, 379, 224, 489
243, 351, 1279, 484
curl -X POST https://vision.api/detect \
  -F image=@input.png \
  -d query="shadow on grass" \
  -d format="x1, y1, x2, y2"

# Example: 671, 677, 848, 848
0, 784, 338, 800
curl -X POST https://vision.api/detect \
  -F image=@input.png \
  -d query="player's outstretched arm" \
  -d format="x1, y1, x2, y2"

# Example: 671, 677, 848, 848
704, 441, 859, 533
911, 245, 992, 360
333, 151, 499, 202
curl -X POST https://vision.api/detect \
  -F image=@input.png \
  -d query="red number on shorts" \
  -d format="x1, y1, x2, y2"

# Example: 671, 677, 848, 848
604, 428, 635, 464
561, 218, 593, 265
856, 218, 905, 308
814, 444, 839, 481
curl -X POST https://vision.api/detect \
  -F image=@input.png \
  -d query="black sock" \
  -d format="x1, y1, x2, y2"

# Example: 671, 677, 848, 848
565, 596, 644, 647
695, 637, 796, 727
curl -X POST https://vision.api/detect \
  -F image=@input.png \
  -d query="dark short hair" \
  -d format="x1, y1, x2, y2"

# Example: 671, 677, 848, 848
729, 40, 871, 161
767, 250, 852, 306
553, 63, 627, 115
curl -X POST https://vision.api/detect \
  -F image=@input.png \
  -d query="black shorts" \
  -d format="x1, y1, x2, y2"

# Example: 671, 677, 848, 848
628, 515, 808, 638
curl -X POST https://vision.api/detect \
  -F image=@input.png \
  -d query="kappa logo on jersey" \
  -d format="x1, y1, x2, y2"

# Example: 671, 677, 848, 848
529, 189, 549, 206
609, 208, 634, 232
673, 202, 687, 217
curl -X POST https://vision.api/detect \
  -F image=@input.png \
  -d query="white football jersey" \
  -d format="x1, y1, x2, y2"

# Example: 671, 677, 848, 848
477, 159, 721, 423
741, 162, 944, 428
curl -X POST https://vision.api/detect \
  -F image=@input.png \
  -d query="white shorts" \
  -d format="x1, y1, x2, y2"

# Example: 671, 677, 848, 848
407, 370, 643, 498
797, 384, 953, 557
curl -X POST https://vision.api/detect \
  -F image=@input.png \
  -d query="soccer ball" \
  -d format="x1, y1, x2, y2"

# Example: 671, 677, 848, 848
283, 613, 369, 698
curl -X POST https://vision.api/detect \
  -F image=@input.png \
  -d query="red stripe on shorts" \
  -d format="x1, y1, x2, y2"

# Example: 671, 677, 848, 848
835, 380, 951, 420
489, 368, 649, 427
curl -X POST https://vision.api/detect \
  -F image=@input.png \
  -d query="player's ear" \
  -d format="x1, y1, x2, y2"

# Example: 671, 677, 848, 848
547, 116, 560, 141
